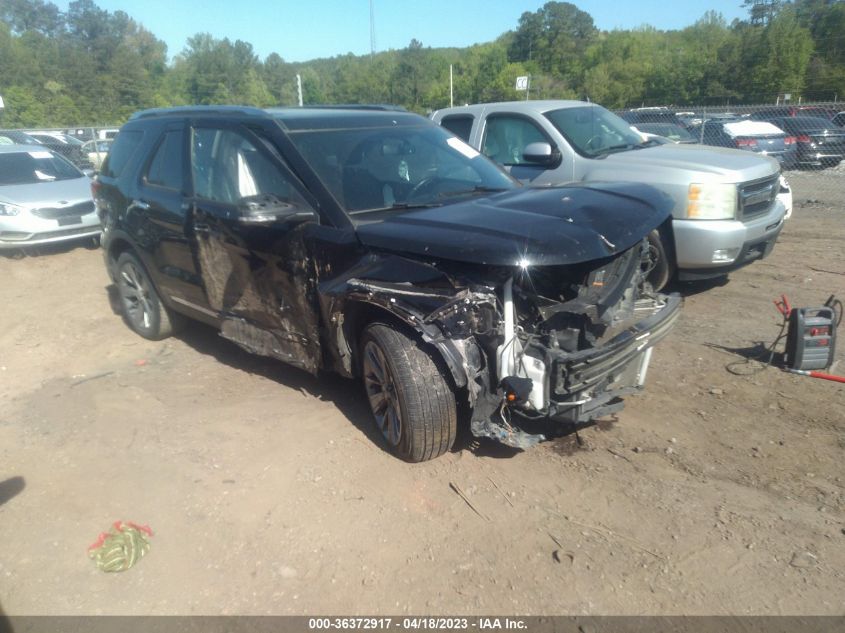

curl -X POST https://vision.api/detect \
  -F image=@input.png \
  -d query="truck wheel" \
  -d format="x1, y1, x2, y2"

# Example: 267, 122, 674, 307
645, 229, 672, 291
360, 323, 457, 462
116, 251, 183, 340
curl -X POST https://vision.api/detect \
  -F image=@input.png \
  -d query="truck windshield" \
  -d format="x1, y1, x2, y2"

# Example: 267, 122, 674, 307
287, 124, 516, 213
545, 106, 648, 158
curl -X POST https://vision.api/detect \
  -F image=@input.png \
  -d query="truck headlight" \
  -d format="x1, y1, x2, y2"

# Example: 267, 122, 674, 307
687, 183, 737, 220
0, 202, 23, 216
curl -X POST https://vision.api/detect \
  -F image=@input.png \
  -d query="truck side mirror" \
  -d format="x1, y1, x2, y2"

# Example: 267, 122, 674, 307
522, 142, 561, 167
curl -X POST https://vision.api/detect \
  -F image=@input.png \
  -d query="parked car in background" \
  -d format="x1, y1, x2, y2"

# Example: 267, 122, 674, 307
0, 129, 43, 146
632, 122, 698, 144
675, 111, 703, 128
619, 107, 686, 127
24, 131, 94, 170
62, 127, 121, 143
778, 175, 793, 220
752, 116, 845, 169
832, 112, 845, 128
81, 139, 112, 169
94, 105, 681, 460
751, 106, 839, 121
431, 100, 787, 290
0, 144, 99, 250
692, 119, 796, 166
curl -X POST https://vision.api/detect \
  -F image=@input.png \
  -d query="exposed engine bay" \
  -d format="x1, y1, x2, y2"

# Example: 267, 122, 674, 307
323, 236, 681, 450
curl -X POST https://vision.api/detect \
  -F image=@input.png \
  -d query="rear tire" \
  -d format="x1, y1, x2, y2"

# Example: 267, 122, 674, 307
360, 322, 457, 462
115, 251, 184, 340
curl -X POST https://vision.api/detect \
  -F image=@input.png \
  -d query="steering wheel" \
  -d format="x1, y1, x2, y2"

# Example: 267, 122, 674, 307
586, 135, 603, 151
406, 177, 439, 202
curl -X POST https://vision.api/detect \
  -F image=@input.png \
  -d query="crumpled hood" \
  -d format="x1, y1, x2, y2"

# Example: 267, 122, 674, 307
355, 182, 672, 266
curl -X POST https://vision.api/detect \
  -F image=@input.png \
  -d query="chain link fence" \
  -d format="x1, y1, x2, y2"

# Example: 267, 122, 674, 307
616, 100, 845, 208
4, 105, 843, 208
0, 125, 118, 171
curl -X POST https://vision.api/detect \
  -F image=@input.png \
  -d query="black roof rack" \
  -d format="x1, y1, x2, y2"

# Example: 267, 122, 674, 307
295, 104, 408, 112
129, 104, 408, 121
129, 105, 268, 120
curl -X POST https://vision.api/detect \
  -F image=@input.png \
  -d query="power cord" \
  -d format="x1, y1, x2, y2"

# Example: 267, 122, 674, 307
725, 309, 790, 376
725, 294, 840, 376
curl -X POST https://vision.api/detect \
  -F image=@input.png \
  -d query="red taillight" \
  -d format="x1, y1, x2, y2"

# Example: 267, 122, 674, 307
784, 136, 796, 145
796, 134, 811, 143
90, 179, 101, 198
735, 138, 757, 148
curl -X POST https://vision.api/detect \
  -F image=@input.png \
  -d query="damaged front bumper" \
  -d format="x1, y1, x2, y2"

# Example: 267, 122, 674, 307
471, 293, 682, 449
321, 249, 681, 452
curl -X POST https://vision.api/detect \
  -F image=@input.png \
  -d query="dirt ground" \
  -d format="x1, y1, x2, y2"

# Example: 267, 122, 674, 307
0, 172, 843, 616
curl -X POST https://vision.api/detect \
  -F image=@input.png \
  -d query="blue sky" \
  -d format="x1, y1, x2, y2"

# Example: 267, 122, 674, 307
54, 1, 748, 62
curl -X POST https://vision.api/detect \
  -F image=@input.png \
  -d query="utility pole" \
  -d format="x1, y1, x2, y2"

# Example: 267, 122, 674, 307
296, 74, 303, 107
369, 0, 376, 57
449, 64, 453, 108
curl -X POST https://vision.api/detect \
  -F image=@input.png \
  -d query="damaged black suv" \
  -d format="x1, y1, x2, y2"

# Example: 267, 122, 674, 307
95, 106, 681, 461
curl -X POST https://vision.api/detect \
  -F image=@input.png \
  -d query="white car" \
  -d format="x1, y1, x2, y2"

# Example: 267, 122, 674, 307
81, 139, 112, 169
0, 144, 100, 250
778, 174, 793, 220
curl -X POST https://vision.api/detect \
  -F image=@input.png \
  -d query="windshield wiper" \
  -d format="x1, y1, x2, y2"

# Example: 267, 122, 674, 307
634, 138, 662, 148
591, 143, 638, 157
349, 202, 443, 214
436, 186, 510, 199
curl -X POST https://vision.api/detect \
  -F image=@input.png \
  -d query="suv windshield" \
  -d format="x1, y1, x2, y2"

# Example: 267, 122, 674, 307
287, 124, 516, 213
0, 150, 83, 185
545, 106, 647, 158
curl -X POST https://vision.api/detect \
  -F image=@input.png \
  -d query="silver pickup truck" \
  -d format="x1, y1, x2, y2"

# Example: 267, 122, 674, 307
431, 100, 789, 289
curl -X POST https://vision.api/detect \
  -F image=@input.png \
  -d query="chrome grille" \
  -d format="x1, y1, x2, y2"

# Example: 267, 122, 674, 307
739, 175, 779, 220
31, 200, 95, 219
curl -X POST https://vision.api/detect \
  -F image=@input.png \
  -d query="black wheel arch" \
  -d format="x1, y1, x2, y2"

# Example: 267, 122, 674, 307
104, 231, 175, 312
340, 299, 471, 391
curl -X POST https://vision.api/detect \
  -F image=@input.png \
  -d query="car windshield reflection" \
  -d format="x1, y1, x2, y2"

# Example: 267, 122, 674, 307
287, 125, 516, 214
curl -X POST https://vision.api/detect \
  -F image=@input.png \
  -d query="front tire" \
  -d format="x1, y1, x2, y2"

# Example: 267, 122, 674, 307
115, 251, 183, 340
645, 229, 673, 291
360, 323, 457, 462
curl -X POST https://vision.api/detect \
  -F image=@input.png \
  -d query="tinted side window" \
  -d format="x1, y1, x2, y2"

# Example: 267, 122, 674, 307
481, 116, 547, 165
145, 130, 184, 191
191, 127, 309, 207
440, 115, 474, 141
101, 130, 143, 178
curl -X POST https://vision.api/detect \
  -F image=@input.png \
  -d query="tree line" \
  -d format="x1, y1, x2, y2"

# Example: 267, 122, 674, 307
0, 0, 843, 128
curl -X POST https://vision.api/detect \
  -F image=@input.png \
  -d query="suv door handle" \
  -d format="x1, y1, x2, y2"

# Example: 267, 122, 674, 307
129, 199, 151, 211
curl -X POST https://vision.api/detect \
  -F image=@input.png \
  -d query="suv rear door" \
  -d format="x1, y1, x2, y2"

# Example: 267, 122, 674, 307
132, 120, 210, 312
187, 119, 323, 373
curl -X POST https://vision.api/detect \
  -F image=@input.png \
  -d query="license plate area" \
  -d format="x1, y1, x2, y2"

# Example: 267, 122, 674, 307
57, 216, 82, 226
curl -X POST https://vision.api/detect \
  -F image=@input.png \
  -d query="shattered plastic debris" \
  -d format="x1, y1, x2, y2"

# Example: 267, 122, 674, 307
88, 521, 153, 572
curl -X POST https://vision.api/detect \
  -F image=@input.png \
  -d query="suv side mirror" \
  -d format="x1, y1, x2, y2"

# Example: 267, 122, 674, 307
237, 194, 318, 226
522, 142, 561, 167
